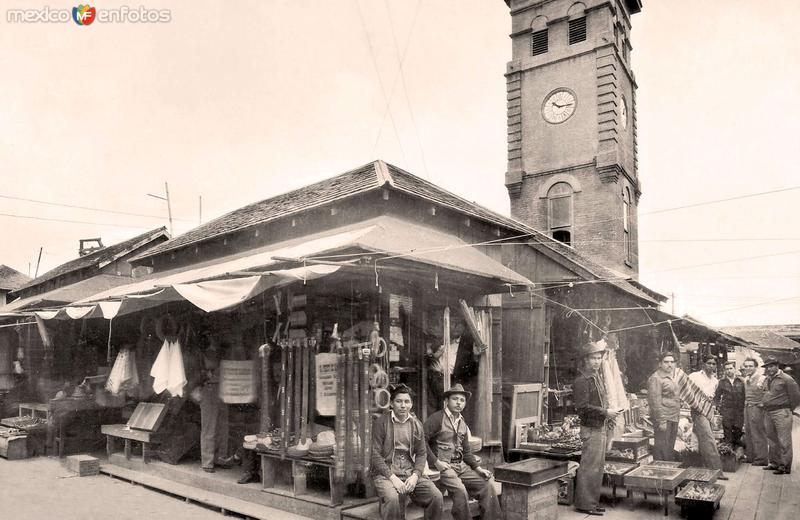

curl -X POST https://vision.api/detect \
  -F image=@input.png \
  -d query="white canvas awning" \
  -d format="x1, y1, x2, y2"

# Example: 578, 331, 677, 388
34, 216, 531, 320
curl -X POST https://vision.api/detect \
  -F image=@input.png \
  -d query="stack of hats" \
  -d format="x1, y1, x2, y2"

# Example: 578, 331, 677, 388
287, 438, 311, 457
308, 430, 336, 459
243, 434, 260, 451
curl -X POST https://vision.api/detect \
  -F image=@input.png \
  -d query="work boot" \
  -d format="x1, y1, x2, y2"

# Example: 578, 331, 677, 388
237, 472, 259, 484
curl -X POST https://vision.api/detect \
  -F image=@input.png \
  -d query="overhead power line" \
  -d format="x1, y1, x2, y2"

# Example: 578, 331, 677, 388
0, 194, 193, 222
0, 212, 155, 229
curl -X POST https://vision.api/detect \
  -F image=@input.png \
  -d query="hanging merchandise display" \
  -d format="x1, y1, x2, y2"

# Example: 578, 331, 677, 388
219, 360, 257, 404
149, 338, 187, 398
105, 348, 140, 395
316, 352, 339, 416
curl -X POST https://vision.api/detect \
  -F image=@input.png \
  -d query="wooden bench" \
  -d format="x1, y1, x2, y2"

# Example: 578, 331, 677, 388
101, 424, 162, 463
258, 450, 345, 506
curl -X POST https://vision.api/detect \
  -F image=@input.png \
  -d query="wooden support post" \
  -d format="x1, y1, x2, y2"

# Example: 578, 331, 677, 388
260, 454, 276, 489
124, 439, 131, 460
293, 461, 308, 496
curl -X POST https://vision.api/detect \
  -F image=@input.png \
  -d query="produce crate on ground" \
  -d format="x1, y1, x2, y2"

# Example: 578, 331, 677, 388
66, 454, 100, 476
675, 482, 725, 517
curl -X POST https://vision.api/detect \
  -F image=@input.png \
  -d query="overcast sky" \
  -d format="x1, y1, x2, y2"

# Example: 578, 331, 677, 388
1, 0, 798, 327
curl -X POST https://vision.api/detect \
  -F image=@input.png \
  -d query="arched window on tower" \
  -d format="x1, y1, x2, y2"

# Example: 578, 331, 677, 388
623, 187, 632, 263
547, 182, 573, 246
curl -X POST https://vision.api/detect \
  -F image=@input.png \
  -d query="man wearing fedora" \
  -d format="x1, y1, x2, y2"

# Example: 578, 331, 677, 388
424, 383, 502, 520
759, 356, 800, 475
371, 384, 443, 520
573, 340, 622, 516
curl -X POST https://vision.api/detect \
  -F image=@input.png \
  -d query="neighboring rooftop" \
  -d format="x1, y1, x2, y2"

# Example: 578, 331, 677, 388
722, 326, 800, 350
0, 265, 31, 292
17, 227, 169, 292
134, 161, 663, 304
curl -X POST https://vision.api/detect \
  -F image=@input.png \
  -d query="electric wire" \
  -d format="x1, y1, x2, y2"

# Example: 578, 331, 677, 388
354, 0, 408, 166
383, 0, 430, 180
0, 194, 193, 222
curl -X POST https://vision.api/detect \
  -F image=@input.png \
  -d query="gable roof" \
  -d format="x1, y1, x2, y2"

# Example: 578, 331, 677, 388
17, 227, 169, 293
722, 326, 800, 351
0, 265, 31, 292
135, 160, 662, 304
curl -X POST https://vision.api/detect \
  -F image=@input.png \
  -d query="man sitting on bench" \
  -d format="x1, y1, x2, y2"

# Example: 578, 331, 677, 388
424, 384, 502, 520
371, 384, 443, 520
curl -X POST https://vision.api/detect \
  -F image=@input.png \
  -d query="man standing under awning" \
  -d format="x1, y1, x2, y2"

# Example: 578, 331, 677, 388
760, 356, 800, 475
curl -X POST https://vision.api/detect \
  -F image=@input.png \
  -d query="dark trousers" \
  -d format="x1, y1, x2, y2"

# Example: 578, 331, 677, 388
576, 425, 606, 512
438, 464, 503, 520
745, 404, 768, 464
722, 414, 744, 448
764, 408, 794, 469
653, 420, 679, 461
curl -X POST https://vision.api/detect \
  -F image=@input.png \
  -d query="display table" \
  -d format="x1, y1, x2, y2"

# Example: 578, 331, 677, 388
101, 424, 163, 463
258, 450, 345, 506
624, 465, 687, 516
494, 458, 568, 520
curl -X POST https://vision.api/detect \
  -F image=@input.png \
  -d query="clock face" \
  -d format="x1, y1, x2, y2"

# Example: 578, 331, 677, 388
620, 96, 628, 130
542, 89, 576, 124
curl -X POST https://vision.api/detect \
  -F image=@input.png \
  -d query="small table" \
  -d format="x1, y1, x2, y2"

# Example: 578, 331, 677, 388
258, 450, 344, 506
624, 465, 687, 516
101, 424, 162, 463
495, 458, 568, 520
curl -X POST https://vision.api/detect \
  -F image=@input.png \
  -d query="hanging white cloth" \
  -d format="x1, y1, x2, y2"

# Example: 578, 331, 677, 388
600, 335, 630, 445
166, 339, 187, 397
106, 349, 140, 395
150, 339, 172, 395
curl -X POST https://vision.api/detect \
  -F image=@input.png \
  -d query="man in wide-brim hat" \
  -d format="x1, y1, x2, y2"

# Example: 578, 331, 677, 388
424, 384, 502, 520
760, 356, 800, 474
573, 340, 622, 516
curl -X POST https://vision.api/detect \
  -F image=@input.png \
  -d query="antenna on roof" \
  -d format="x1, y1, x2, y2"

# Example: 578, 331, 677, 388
147, 181, 174, 235
34, 247, 42, 277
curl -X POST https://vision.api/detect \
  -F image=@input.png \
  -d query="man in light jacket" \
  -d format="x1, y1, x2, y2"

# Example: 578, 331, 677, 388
760, 356, 800, 475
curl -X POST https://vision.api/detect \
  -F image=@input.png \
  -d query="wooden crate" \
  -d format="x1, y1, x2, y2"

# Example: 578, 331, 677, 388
624, 465, 686, 491
66, 454, 100, 476
557, 475, 574, 505
0, 435, 27, 460
675, 482, 725, 517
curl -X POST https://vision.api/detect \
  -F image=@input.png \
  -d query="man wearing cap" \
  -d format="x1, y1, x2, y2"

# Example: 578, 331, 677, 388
371, 384, 443, 520
424, 384, 502, 520
759, 356, 800, 475
742, 358, 768, 465
573, 340, 622, 516
647, 352, 681, 461
688, 355, 726, 475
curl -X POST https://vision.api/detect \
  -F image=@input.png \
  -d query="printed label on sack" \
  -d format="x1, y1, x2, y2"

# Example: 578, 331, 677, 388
219, 360, 256, 404
316, 353, 338, 416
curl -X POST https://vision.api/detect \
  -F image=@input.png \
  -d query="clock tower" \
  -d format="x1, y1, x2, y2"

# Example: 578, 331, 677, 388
502, 0, 643, 275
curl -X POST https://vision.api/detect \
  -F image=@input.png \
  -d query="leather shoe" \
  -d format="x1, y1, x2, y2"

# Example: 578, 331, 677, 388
237, 472, 259, 484
595, 507, 606, 512
575, 509, 604, 516
763, 464, 778, 471
774, 467, 790, 475
202, 467, 215, 473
